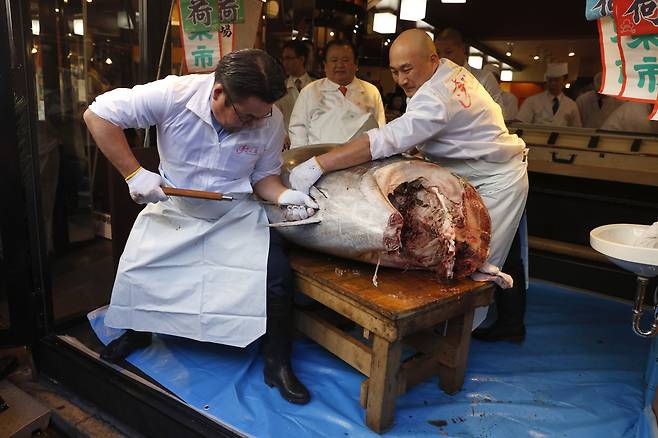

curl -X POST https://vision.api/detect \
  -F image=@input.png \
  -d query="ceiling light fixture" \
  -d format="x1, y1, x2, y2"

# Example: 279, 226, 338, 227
533, 55, 540, 60
568, 51, 575, 57
500, 69, 513, 82
400, 0, 426, 21
373, 12, 397, 34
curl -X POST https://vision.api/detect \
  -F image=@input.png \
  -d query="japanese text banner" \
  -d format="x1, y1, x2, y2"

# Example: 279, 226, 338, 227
614, 0, 658, 36
599, 16, 624, 96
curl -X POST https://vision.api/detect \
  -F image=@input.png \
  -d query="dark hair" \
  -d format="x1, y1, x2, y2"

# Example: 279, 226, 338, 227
282, 40, 310, 64
436, 28, 465, 46
214, 49, 287, 103
324, 39, 357, 62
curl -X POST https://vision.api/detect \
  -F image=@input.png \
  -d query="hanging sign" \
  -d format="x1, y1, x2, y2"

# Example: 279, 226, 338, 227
598, 16, 624, 95
586, 0, 614, 20
178, 0, 244, 73
613, 0, 658, 36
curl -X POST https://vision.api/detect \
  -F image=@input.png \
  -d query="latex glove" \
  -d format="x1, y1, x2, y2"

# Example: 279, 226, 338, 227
277, 189, 319, 221
126, 167, 168, 204
288, 157, 323, 195
636, 221, 658, 248
470, 262, 514, 289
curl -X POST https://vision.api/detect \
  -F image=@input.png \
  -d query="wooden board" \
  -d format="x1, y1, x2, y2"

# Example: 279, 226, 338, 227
289, 250, 494, 321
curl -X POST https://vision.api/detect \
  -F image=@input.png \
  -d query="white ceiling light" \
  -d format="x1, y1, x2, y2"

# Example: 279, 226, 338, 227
400, 0, 426, 21
329, 31, 335, 37
105, 57, 112, 65
31, 47, 38, 54
373, 12, 397, 34
565, 83, 571, 88
73, 18, 84, 35
32, 19, 40, 35
533, 55, 540, 60
376, 0, 400, 10
568, 51, 575, 57
505, 51, 512, 57
500, 69, 513, 82
468, 54, 483, 69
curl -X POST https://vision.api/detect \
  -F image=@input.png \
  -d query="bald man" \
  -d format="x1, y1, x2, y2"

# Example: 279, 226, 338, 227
288, 30, 529, 340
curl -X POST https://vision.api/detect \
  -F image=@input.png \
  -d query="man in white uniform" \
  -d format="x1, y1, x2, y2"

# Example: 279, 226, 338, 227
517, 63, 582, 127
576, 73, 623, 128
601, 102, 658, 134
83, 49, 317, 404
288, 39, 385, 148
288, 30, 529, 339
275, 40, 314, 132
435, 28, 513, 120
482, 64, 519, 120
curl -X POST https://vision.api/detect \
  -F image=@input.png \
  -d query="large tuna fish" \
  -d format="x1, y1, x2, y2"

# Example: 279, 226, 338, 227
266, 145, 491, 280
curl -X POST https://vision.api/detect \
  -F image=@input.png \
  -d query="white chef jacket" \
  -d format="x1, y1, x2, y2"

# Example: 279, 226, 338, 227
89, 73, 285, 194
288, 77, 385, 148
275, 72, 314, 130
501, 91, 519, 120
465, 64, 515, 120
517, 90, 582, 127
576, 90, 623, 128
601, 102, 658, 134
367, 59, 529, 329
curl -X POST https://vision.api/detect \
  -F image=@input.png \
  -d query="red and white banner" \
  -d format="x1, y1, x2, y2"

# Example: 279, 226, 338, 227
598, 16, 624, 96
614, 0, 658, 36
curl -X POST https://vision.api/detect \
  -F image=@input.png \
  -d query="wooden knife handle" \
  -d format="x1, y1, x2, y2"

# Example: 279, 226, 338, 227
162, 187, 232, 201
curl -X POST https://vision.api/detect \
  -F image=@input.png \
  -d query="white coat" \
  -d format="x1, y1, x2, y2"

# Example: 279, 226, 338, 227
501, 91, 519, 121
517, 90, 582, 127
275, 72, 314, 130
465, 65, 517, 120
288, 77, 385, 148
576, 91, 623, 128
601, 102, 658, 134
88, 73, 285, 347
366, 59, 528, 328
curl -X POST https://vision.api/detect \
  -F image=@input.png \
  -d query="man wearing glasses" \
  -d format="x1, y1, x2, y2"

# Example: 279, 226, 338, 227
275, 40, 315, 134
83, 49, 316, 404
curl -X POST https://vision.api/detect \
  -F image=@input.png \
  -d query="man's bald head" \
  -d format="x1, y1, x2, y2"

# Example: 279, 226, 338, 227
388, 29, 439, 97
435, 28, 467, 66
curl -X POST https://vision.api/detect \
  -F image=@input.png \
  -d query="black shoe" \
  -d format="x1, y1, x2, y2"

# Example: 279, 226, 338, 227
472, 322, 526, 344
100, 330, 152, 363
264, 360, 310, 404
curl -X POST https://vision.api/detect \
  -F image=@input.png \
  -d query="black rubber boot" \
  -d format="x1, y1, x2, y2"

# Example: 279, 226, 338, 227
262, 296, 310, 405
473, 227, 527, 344
100, 330, 152, 363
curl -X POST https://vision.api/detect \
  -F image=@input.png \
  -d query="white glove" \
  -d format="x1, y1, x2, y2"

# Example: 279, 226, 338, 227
288, 157, 323, 195
277, 189, 319, 221
125, 167, 167, 204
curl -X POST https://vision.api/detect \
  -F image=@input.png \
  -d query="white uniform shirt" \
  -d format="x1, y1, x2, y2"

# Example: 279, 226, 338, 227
576, 90, 623, 128
465, 64, 515, 120
288, 77, 385, 148
501, 91, 519, 120
88, 73, 284, 195
367, 58, 525, 163
517, 90, 582, 127
601, 102, 658, 134
274, 72, 313, 130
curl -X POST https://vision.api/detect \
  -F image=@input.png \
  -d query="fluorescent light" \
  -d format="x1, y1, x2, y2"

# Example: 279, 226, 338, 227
468, 55, 483, 69
73, 18, 84, 35
568, 51, 575, 57
373, 12, 397, 34
400, 0, 426, 21
500, 69, 513, 81
32, 19, 40, 35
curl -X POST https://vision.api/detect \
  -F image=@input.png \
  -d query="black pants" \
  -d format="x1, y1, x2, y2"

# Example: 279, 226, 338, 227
496, 224, 526, 326
266, 229, 294, 302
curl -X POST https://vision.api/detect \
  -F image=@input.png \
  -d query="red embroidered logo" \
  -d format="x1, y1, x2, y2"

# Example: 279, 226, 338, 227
451, 77, 472, 108
235, 145, 259, 155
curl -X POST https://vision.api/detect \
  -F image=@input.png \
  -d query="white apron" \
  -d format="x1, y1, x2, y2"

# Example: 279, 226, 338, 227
309, 100, 379, 145
104, 195, 270, 348
428, 151, 529, 328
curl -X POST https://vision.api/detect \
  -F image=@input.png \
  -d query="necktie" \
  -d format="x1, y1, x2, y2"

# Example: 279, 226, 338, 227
552, 97, 560, 115
338, 86, 348, 96
294, 78, 302, 92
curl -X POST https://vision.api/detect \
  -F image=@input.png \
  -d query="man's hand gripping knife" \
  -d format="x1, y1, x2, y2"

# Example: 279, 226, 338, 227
125, 167, 168, 204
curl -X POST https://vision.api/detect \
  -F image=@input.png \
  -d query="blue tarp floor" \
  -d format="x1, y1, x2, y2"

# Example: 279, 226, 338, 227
89, 280, 651, 437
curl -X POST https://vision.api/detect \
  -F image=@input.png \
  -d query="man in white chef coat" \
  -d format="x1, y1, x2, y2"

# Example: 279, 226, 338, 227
576, 73, 623, 129
288, 30, 529, 340
517, 62, 582, 127
435, 28, 513, 120
482, 64, 519, 121
288, 39, 385, 148
275, 39, 315, 133
83, 49, 317, 404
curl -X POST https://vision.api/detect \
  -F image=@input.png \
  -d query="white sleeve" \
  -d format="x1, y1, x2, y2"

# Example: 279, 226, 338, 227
251, 115, 285, 184
288, 87, 310, 148
87, 76, 175, 129
368, 90, 448, 160
516, 97, 534, 123
571, 102, 583, 127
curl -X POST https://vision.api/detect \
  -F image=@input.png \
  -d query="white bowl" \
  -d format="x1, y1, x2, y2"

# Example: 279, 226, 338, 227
590, 224, 658, 278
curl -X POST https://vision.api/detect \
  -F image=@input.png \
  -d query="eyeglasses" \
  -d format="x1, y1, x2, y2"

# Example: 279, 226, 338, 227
224, 90, 272, 124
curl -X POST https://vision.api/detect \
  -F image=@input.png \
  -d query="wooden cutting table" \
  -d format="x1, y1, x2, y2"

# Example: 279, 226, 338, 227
289, 250, 495, 433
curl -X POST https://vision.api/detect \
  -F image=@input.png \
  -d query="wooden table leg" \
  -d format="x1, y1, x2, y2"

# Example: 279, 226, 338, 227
438, 308, 474, 395
365, 335, 402, 433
